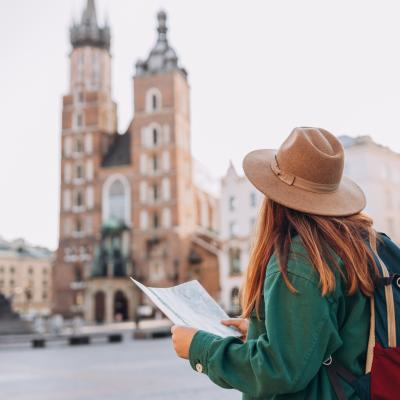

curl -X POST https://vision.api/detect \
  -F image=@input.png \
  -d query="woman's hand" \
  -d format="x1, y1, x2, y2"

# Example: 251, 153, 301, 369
221, 318, 249, 341
171, 325, 198, 359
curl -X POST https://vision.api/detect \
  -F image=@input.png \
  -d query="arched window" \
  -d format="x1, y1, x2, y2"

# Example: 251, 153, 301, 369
145, 88, 162, 112
102, 175, 131, 226
108, 180, 126, 222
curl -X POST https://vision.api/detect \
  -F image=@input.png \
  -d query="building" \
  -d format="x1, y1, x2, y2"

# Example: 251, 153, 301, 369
340, 135, 400, 243
53, 0, 219, 322
218, 162, 263, 314
0, 237, 53, 317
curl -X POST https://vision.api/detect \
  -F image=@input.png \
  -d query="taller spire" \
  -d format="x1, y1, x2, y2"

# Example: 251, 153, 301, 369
70, 0, 111, 51
135, 10, 186, 77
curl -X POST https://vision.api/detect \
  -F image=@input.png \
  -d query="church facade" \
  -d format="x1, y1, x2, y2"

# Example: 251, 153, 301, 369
53, 0, 220, 322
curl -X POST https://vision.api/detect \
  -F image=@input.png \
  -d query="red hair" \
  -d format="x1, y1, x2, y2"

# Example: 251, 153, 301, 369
241, 197, 378, 319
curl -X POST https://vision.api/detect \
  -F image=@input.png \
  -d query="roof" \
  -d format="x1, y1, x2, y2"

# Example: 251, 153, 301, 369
70, 0, 111, 50
102, 132, 131, 168
135, 10, 187, 77
0, 237, 52, 260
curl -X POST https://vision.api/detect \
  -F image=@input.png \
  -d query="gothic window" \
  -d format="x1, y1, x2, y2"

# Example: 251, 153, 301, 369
152, 155, 158, 172
145, 88, 162, 112
76, 113, 83, 128
153, 212, 160, 228
108, 179, 126, 222
153, 184, 159, 201
75, 138, 83, 153
75, 164, 84, 180
74, 189, 84, 207
152, 128, 159, 145
75, 219, 83, 233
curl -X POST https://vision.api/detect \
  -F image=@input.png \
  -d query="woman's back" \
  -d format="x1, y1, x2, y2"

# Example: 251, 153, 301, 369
243, 234, 370, 399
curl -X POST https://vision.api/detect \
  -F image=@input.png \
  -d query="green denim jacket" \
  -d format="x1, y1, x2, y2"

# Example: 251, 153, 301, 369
188, 235, 370, 399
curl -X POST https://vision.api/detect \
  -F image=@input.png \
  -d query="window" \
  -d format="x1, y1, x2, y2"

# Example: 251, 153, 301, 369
162, 178, 170, 201
75, 219, 83, 233
229, 248, 241, 275
78, 92, 84, 103
163, 208, 171, 228
76, 113, 83, 128
153, 184, 159, 201
75, 189, 84, 207
28, 267, 33, 275
152, 94, 158, 110
140, 181, 147, 203
108, 179, 126, 222
229, 196, 236, 211
152, 155, 158, 172
152, 128, 159, 145
75, 138, 83, 153
231, 287, 241, 314
229, 221, 238, 237
153, 212, 160, 228
140, 210, 148, 230
75, 164, 84, 180
86, 160, 93, 181
10, 267, 15, 274
250, 192, 257, 207
145, 88, 162, 112
42, 292, 48, 300
64, 163, 72, 183
86, 187, 94, 209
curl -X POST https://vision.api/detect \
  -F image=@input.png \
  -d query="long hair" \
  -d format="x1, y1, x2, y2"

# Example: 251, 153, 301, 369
241, 197, 378, 319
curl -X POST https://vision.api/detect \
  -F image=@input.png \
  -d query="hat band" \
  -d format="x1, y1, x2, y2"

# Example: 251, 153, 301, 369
270, 156, 339, 194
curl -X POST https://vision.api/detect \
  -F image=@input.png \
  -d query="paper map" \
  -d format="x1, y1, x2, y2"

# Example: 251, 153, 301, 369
130, 277, 241, 338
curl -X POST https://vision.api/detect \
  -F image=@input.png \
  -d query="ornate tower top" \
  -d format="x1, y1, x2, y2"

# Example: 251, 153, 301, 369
70, 0, 111, 51
135, 10, 187, 77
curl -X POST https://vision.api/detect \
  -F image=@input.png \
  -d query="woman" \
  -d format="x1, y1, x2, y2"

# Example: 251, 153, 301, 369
171, 127, 378, 399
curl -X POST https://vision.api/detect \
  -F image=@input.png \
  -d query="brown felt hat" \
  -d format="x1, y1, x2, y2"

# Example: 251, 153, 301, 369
242, 127, 366, 217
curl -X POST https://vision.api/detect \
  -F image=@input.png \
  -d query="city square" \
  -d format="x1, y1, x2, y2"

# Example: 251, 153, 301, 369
2, 0, 400, 398
0, 336, 240, 400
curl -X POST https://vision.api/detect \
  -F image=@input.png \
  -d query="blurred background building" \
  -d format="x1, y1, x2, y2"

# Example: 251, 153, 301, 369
53, 0, 219, 322
340, 135, 400, 243
0, 237, 53, 318
218, 162, 262, 314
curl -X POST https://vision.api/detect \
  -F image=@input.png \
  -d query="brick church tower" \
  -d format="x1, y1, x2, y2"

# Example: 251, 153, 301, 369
53, 0, 118, 316
53, 1, 220, 322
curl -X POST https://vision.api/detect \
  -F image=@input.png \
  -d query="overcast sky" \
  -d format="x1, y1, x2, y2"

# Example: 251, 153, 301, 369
1, 0, 400, 249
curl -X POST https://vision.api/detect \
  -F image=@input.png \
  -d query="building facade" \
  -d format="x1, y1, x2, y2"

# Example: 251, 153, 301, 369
0, 238, 53, 317
340, 135, 400, 243
53, 1, 219, 322
218, 162, 263, 314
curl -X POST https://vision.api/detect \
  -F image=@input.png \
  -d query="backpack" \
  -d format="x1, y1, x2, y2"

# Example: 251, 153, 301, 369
324, 232, 400, 400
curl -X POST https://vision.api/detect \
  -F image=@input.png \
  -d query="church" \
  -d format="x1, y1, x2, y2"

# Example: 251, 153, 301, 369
53, 0, 220, 322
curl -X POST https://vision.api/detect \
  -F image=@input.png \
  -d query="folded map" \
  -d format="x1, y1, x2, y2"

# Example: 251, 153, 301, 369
130, 277, 241, 338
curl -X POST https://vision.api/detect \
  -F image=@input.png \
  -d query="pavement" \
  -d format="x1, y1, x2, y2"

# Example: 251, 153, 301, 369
0, 336, 242, 400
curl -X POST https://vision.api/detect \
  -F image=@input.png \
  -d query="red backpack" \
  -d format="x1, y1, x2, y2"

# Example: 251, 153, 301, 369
324, 232, 400, 400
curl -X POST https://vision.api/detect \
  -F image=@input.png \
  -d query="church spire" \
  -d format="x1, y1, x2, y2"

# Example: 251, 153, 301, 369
70, 0, 111, 51
135, 10, 187, 78
81, 0, 97, 27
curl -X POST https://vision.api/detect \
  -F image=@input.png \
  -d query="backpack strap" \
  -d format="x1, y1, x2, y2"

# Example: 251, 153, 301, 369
365, 296, 375, 373
369, 234, 397, 349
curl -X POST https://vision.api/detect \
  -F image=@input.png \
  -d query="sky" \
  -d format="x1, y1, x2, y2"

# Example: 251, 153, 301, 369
1, 0, 400, 250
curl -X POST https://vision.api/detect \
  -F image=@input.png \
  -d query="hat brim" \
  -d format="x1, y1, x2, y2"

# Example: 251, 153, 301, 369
242, 149, 366, 217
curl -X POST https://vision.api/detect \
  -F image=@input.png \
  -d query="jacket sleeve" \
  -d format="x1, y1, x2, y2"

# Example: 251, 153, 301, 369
188, 268, 342, 398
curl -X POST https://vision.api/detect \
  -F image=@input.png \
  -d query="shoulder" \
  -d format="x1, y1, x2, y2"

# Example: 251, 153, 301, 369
265, 235, 343, 294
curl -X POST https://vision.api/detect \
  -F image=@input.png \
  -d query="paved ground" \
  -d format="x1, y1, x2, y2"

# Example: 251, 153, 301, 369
0, 336, 241, 400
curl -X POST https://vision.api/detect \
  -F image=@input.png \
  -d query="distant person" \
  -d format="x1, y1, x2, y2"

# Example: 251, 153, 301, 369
171, 127, 400, 399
